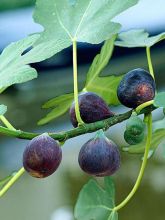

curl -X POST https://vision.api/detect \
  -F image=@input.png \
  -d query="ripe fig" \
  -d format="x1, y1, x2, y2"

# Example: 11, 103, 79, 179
23, 133, 62, 178
117, 68, 156, 108
78, 130, 120, 176
69, 92, 114, 127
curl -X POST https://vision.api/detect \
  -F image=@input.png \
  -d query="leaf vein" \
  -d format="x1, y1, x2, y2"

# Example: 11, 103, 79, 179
74, 0, 93, 38
54, 2, 73, 40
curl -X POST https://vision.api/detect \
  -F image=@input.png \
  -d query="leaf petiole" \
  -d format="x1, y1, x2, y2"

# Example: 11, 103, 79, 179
72, 39, 84, 125
0, 115, 25, 197
113, 113, 152, 212
0, 168, 25, 197
135, 100, 154, 114
146, 47, 155, 80
0, 115, 16, 130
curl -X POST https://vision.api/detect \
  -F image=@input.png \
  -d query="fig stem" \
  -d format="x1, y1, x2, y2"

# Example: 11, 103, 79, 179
0, 115, 25, 197
135, 100, 154, 114
95, 129, 105, 139
0, 115, 16, 130
72, 39, 84, 125
113, 113, 152, 212
146, 47, 155, 80
0, 105, 156, 141
0, 167, 25, 197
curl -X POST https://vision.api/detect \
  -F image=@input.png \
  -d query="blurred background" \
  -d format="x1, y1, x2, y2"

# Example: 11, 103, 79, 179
0, 0, 165, 219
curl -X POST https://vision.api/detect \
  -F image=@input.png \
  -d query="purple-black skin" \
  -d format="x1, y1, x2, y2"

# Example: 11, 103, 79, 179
117, 68, 156, 109
69, 92, 114, 127
78, 135, 120, 177
23, 133, 62, 178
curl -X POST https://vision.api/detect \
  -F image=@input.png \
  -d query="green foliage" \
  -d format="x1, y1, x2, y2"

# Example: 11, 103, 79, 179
0, 105, 7, 116
85, 35, 123, 105
154, 92, 165, 108
33, 0, 139, 57
0, 32, 65, 90
74, 177, 117, 220
38, 93, 74, 125
0, 35, 39, 89
115, 29, 165, 48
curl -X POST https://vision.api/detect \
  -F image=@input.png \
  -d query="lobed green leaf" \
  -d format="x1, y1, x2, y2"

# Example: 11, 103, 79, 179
33, 0, 139, 57
74, 177, 116, 220
115, 29, 165, 48
0, 35, 40, 89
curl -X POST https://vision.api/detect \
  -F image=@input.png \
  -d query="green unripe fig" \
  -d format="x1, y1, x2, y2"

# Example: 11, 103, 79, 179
126, 115, 145, 136
124, 130, 144, 145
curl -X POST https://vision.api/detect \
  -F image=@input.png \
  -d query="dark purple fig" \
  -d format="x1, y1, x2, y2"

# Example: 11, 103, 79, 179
23, 133, 62, 178
117, 68, 156, 108
69, 92, 114, 127
78, 130, 120, 176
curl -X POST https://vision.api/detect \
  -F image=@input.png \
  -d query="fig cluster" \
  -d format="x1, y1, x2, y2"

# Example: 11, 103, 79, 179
78, 130, 120, 176
124, 115, 145, 145
23, 92, 118, 179
22, 68, 155, 179
117, 68, 156, 109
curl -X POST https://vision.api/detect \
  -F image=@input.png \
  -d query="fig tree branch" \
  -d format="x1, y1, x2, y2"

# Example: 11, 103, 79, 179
0, 105, 155, 142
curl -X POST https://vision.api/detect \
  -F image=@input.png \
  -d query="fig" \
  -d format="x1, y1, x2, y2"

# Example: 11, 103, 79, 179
23, 133, 62, 178
126, 115, 145, 136
69, 92, 114, 127
124, 130, 144, 145
78, 130, 120, 176
117, 68, 156, 108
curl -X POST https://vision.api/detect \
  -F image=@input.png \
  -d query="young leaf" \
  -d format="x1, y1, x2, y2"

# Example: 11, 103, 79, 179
0, 35, 39, 89
86, 74, 123, 105
0, 105, 7, 116
33, 0, 139, 57
115, 29, 165, 48
85, 35, 124, 105
38, 93, 74, 125
122, 129, 165, 154
42, 93, 74, 109
85, 35, 116, 86
74, 177, 116, 220
154, 92, 165, 108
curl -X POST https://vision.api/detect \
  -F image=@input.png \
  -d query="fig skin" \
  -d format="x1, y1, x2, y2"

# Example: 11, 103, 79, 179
78, 131, 120, 176
23, 133, 62, 178
69, 92, 114, 127
126, 115, 145, 136
124, 130, 144, 145
117, 68, 156, 109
